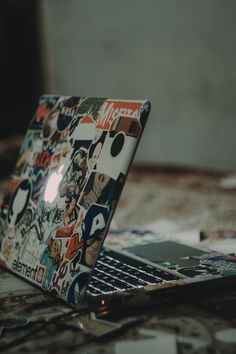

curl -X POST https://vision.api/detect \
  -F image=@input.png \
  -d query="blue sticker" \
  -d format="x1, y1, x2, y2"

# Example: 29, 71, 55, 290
67, 271, 89, 304
57, 97, 80, 131
79, 204, 109, 268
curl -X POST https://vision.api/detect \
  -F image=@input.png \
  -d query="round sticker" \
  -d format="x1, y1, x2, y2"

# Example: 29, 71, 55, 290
110, 133, 125, 157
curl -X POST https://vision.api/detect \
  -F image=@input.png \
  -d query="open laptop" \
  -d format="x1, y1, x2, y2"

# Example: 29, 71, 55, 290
0, 95, 236, 310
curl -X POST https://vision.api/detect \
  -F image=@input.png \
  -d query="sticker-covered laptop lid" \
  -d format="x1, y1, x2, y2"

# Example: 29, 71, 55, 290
0, 96, 150, 305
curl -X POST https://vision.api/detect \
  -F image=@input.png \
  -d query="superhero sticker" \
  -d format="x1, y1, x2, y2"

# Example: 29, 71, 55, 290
0, 96, 150, 305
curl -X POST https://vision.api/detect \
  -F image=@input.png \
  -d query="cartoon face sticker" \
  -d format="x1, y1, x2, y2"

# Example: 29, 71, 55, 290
87, 131, 107, 170
73, 148, 87, 171
8, 179, 31, 227
60, 148, 87, 197
80, 172, 112, 210
84, 238, 101, 267
81, 204, 109, 267
40, 238, 62, 288
36, 266, 45, 284
50, 239, 62, 260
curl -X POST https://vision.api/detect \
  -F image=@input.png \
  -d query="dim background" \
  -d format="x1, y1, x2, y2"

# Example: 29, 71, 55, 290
0, 0, 235, 171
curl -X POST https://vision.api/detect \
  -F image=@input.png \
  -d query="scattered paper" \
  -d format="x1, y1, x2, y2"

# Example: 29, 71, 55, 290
115, 332, 177, 354
220, 174, 236, 189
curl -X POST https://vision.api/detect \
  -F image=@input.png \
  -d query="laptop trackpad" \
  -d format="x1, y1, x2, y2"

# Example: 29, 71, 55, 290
126, 241, 207, 267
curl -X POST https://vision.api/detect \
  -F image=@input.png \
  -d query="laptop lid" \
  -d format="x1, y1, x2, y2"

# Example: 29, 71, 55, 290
0, 95, 151, 306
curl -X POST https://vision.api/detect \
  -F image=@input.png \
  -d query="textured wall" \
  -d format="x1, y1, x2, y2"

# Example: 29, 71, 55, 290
41, 0, 236, 170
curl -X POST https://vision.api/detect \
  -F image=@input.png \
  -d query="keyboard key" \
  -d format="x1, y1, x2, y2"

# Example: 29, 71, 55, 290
87, 286, 102, 295
129, 271, 163, 284
120, 275, 147, 286
88, 250, 181, 296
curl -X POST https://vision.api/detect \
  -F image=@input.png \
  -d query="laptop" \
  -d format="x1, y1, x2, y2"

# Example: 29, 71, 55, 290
0, 95, 236, 310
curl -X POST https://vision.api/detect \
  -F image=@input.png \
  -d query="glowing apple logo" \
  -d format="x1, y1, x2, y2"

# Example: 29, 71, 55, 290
44, 165, 64, 203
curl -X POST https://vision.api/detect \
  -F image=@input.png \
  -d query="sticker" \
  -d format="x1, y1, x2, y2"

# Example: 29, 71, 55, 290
29, 96, 61, 130
51, 260, 69, 296
40, 238, 62, 289
67, 271, 89, 304
59, 145, 89, 199
0, 178, 22, 217
109, 116, 141, 138
96, 129, 137, 180
77, 97, 107, 121
36, 265, 46, 284
87, 130, 107, 169
57, 96, 80, 131
80, 204, 109, 267
8, 179, 31, 227
110, 132, 125, 157
80, 172, 112, 210
96, 100, 142, 131
64, 233, 83, 261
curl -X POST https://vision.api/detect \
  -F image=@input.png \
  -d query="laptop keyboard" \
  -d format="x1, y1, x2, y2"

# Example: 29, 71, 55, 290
87, 249, 180, 296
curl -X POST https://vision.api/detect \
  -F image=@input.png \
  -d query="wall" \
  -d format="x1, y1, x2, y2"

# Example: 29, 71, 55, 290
40, 0, 236, 171
0, 0, 44, 138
